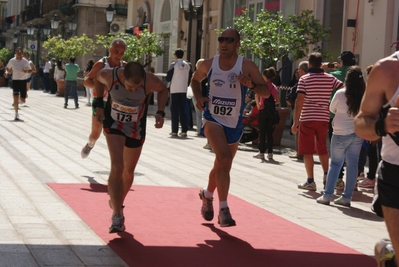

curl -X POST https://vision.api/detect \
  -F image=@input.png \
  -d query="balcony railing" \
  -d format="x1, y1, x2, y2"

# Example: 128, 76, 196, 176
20, 3, 41, 22
42, 0, 74, 15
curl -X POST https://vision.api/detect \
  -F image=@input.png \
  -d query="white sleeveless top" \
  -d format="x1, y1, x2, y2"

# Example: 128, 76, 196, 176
380, 51, 399, 165
92, 57, 124, 99
203, 55, 245, 128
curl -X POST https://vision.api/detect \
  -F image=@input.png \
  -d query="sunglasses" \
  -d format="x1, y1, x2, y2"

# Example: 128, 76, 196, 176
218, 37, 235, 43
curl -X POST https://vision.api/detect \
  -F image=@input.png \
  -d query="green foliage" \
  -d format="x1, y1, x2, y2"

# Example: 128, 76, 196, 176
0, 48, 13, 63
42, 34, 95, 60
95, 30, 167, 67
233, 9, 330, 71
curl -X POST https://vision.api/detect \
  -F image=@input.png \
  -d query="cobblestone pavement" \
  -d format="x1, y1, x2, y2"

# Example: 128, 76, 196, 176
0, 88, 386, 266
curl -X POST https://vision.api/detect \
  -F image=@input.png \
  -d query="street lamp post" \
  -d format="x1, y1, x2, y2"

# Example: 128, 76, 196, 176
27, 23, 51, 89
51, 14, 77, 39
50, 14, 60, 31
12, 34, 18, 53
179, 0, 204, 63
105, 3, 115, 31
104, 3, 115, 56
68, 20, 77, 33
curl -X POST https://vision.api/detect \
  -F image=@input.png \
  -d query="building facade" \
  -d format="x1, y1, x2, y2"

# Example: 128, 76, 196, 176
2, 0, 398, 85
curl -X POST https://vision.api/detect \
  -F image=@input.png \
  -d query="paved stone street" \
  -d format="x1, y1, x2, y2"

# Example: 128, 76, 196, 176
0, 87, 386, 266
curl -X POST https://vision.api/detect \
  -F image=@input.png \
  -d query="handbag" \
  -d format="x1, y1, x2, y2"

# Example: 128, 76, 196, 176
272, 109, 280, 125
186, 85, 194, 99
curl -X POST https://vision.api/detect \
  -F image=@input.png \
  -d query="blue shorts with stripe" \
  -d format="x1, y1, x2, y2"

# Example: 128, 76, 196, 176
202, 117, 243, 144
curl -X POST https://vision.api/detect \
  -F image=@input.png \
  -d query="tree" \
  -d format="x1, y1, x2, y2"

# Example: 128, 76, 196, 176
233, 9, 330, 72
42, 34, 95, 60
95, 30, 167, 67
0, 48, 13, 63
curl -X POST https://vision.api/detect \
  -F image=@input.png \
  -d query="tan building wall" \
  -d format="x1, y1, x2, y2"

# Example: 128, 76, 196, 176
129, 0, 399, 75
361, 0, 398, 68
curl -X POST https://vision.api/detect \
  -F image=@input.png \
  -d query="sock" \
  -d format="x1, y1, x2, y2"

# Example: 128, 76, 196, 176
307, 178, 314, 184
219, 201, 228, 211
88, 140, 95, 147
324, 172, 327, 176
203, 188, 213, 199
386, 255, 396, 267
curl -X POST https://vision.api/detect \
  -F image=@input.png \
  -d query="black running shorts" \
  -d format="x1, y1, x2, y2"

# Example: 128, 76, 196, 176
12, 80, 27, 98
378, 160, 399, 210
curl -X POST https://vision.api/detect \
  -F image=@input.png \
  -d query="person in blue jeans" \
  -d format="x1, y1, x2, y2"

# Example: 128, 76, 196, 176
64, 56, 80, 109
317, 66, 365, 207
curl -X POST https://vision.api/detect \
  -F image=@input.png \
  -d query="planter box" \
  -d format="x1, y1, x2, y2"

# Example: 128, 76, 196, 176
273, 107, 291, 145
56, 79, 65, 97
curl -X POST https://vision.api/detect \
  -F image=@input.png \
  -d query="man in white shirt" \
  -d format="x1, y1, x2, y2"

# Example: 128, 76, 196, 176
6, 47, 32, 121
165, 49, 192, 136
43, 56, 51, 92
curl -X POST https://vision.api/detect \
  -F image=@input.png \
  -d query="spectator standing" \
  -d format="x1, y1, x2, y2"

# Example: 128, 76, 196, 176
186, 62, 195, 130
23, 52, 36, 96
43, 56, 51, 92
54, 59, 66, 95
49, 58, 57, 94
292, 52, 343, 191
64, 56, 80, 109
286, 61, 308, 159
84, 59, 94, 106
191, 58, 207, 136
354, 51, 399, 267
323, 50, 357, 189
288, 68, 299, 87
253, 67, 280, 160
357, 64, 381, 189
0, 59, 6, 86
165, 48, 192, 137
5, 47, 32, 121
316, 66, 365, 207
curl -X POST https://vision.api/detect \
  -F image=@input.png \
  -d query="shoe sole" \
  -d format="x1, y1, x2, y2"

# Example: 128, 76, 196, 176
358, 184, 375, 188
334, 201, 351, 207
218, 218, 236, 227
297, 186, 317, 191
109, 225, 126, 233
316, 200, 330, 205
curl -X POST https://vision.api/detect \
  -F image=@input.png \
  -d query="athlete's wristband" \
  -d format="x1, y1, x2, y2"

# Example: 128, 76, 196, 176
156, 110, 165, 117
375, 115, 386, 137
248, 82, 256, 90
94, 97, 104, 109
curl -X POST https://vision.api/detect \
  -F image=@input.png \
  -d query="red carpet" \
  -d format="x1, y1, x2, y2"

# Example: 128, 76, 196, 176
48, 183, 375, 267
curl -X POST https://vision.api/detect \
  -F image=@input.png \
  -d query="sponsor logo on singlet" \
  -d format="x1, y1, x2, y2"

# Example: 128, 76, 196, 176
112, 103, 138, 113
212, 97, 237, 107
213, 79, 225, 87
228, 73, 237, 83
